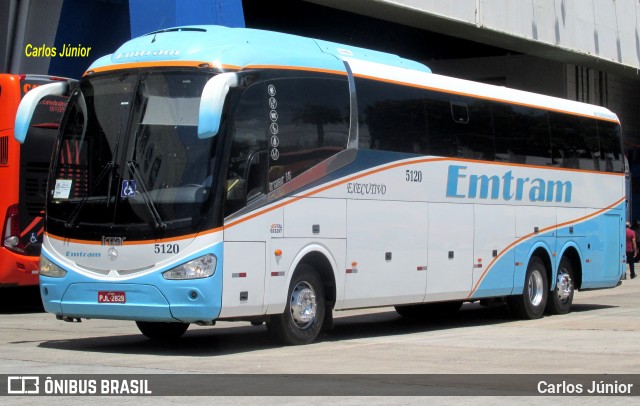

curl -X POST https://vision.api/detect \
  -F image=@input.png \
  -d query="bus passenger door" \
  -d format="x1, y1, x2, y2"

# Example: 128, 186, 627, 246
602, 213, 623, 282
343, 200, 428, 308
220, 150, 276, 318
426, 203, 474, 301
583, 212, 623, 288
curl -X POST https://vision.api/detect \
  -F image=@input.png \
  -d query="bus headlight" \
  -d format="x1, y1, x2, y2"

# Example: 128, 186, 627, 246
40, 256, 67, 278
162, 254, 216, 280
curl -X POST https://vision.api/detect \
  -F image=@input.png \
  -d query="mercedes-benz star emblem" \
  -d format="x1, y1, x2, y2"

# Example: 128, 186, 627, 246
108, 247, 119, 261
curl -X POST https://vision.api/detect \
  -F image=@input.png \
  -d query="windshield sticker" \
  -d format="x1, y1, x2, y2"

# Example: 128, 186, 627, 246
121, 180, 137, 198
53, 179, 73, 199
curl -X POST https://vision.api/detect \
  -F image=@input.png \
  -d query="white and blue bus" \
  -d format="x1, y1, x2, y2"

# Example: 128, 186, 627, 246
16, 26, 625, 344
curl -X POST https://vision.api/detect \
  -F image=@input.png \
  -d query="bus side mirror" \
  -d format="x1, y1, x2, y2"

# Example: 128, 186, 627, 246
14, 82, 69, 144
198, 73, 238, 139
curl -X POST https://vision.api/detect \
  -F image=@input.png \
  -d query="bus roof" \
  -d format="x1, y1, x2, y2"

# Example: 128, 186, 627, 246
344, 57, 620, 123
87, 25, 431, 75
87, 25, 618, 123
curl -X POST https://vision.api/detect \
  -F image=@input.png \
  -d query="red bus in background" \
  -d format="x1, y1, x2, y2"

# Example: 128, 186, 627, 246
0, 74, 74, 286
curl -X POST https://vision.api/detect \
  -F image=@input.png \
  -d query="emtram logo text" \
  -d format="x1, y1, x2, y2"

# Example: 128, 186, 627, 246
446, 165, 572, 203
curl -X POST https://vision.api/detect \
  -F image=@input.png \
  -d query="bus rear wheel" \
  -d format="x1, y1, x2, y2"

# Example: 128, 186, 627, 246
135, 321, 189, 341
267, 265, 325, 345
508, 256, 548, 319
546, 257, 575, 315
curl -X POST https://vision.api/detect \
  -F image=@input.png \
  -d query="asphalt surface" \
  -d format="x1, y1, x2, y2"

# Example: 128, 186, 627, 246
0, 274, 638, 405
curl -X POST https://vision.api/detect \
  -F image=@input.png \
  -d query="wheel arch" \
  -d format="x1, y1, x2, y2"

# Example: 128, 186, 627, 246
528, 245, 553, 291
289, 244, 338, 309
508, 245, 552, 319
557, 244, 583, 290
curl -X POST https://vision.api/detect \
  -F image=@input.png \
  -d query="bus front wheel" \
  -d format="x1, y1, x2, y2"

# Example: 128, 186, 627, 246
135, 321, 189, 341
508, 256, 548, 319
267, 265, 325, 345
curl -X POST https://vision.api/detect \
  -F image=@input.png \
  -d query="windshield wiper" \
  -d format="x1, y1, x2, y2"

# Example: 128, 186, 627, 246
65, 161, 115, 228
127, 160, 167, 231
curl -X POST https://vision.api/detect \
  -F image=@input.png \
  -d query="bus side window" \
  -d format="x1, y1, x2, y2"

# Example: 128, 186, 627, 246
494, 103, 550, 166
425, 96, 458, 158
225, 83, 268, 216
549, 112, 598, 171
598, 121, 624, 173
356, 77, 427, 154
447, 98, 495, 161
267, 75, 349, 183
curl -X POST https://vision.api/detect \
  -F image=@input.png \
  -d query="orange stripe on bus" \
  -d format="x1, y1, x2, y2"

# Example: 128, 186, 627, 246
84, 61, 241, 75
84, 61, 618, 124
225, 157, 449, 229
46, 158, 624, 245
225, 156, 623, 230
86, 60, 618, 124
467, 195, 626, 298
45, 226, 223, 246
351, 72, 621, 124
247, 64, 618, 126
243, 64, 347, 76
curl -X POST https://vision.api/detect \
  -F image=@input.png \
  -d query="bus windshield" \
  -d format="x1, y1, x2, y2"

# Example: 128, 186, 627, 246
46, 69, 219, 241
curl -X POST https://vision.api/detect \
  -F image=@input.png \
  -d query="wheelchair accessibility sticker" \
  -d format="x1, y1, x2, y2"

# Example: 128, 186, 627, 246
121, 180, 137, 198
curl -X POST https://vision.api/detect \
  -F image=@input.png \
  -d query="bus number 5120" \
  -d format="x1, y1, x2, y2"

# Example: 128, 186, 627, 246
405, 170, 423, 182
154, 244, 179, 254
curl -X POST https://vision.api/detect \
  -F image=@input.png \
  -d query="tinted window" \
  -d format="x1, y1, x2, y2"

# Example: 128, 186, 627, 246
356, 78, 427, 154
48, 70, 218, 240
354, 78, 622, 173
226, 83, 269, 215
225, 73, 350, 216
549, 112, 599, 170
423, 94, 457, 157
356, 79, 495, 160
598, 120, 624, 173
427, 95, 494, 160
494, 104, 550, 166
268, 76, 349, 183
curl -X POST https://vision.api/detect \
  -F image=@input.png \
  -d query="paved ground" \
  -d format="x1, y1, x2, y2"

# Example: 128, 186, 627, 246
0, 275, 638, 405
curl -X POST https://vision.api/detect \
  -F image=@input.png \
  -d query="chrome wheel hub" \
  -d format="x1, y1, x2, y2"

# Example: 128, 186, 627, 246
528, 269, 544, 307
290, 281, 317, 327
555, 271, 573, 302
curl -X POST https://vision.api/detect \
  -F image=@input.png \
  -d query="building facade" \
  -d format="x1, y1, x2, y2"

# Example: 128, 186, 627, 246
2, 0, 639, 218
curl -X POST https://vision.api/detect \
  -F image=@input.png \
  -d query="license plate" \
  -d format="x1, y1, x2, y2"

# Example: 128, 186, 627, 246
98, 291, 126, 303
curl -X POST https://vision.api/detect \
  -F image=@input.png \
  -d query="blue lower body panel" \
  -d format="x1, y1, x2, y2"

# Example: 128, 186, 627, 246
40, 246, 224, 324
60, 283, 173, 321
42, 278, 222, 323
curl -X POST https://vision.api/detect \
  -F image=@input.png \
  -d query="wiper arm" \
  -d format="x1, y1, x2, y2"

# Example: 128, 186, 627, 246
127, 160, 167, 231
65, 161, 115, 228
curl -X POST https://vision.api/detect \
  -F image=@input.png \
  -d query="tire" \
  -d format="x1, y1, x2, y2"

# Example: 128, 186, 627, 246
395, 301, 463, 319
545, 257, 575, 315
135, 321, 189, 341
508, 256, 548, 319
267, 265, 325, 345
